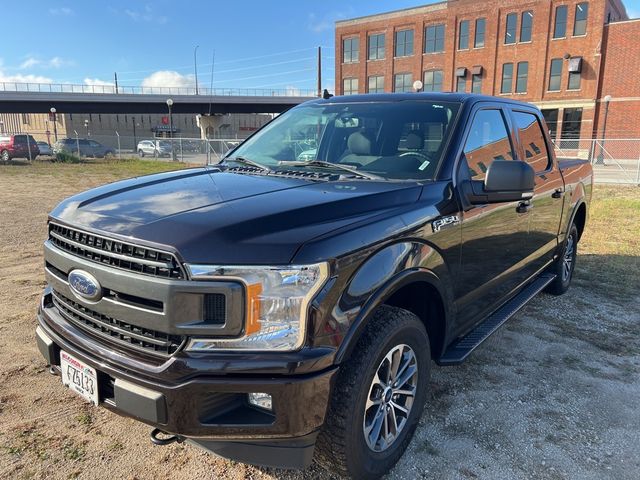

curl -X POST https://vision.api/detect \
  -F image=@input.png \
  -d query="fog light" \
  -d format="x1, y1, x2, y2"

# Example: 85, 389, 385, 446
248, 392, 272, 411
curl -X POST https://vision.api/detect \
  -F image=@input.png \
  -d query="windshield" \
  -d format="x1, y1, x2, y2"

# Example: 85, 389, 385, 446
226, 100, 460, 180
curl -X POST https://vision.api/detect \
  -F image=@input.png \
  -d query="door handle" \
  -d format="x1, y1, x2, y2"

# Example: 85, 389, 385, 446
551, 189, 563, 199
516, 201, 532, 214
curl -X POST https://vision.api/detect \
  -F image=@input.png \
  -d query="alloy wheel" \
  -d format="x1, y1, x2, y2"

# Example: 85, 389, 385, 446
363, 344, 418, 452
562, 233, 575, 281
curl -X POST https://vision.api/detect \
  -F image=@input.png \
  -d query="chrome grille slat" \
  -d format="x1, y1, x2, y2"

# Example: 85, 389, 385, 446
52, 290, 184, 357
48, 222, 185, 279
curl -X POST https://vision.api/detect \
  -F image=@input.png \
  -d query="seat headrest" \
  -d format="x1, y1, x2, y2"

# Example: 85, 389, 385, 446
405, 132, 424, 150
347, 132, 372, 155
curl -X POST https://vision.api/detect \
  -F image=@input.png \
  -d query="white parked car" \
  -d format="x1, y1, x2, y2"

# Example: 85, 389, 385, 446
137, 140, 172, 157
36, 141, 53, 156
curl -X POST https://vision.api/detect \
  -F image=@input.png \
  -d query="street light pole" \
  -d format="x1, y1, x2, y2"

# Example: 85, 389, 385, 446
50, 107, 58, 142
194, 45, 200, 95
596, 95, 612, 165
132, 117, 137, 150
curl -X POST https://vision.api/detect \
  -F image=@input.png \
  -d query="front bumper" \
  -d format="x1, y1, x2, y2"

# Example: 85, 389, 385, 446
36, 304, 337, 469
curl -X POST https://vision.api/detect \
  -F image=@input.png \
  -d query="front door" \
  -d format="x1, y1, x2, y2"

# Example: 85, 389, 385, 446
454, 108, 532, 331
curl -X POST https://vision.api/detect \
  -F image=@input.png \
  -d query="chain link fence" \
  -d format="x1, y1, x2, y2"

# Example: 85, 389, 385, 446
552, 138, 640, 185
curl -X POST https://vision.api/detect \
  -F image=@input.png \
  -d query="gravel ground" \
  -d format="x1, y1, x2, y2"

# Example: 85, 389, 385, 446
0, 161, 638, 480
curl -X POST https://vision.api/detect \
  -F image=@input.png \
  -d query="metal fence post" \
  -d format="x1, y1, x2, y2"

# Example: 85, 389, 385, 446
74, 130, 80, 157
115, 131, 121, 160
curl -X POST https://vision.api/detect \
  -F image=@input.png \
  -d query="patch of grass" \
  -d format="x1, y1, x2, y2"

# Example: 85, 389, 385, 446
75, 411, 93, 426
62, 441, 86, 461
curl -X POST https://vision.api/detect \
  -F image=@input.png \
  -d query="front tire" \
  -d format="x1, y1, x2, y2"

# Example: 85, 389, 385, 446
546, 223, 578, 295
315, 305, 430, 479
138, 149, 145, 157
1, 150, 9, 163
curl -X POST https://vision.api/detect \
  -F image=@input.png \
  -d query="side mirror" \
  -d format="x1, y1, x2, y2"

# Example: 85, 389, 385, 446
464, 160, 535, 205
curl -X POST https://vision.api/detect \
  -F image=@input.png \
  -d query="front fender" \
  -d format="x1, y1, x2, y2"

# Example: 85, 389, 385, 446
327, 241, 454, 364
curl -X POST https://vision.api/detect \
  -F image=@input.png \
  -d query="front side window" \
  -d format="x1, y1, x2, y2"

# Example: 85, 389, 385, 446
549, 58, 563, 91
505, 13, 517, 44
475, 18, 486, 47
343, 78, 359, 95
425, 24, 445, 53
463, 109, 514, 180
423, 70, 443, 91
554, 5, 568, 38
574, 2, 589, 36
516, 61, 529, 93
368, 75, 384, 93
343, 37, 359, 63
459, 20, 470, 50
226, 100, 461, 180
368, 33, 385, 60
395, 29, 414, 57
501, 63, 514, 93
520, 11, 533, 42
394, 73, 413, 93
513, 111, 550, 172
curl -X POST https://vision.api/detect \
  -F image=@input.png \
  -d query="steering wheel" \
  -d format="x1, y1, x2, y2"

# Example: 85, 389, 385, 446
399, 151, 430, 162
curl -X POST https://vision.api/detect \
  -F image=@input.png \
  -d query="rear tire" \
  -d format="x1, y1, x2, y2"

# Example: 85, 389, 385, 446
546, 223, 578, 295
315, 305, 430, 479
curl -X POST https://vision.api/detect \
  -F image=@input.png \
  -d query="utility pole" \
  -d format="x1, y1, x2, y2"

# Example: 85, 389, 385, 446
114, 72, 119, 94
194, 45, 200, 95
317, 46, 322, 97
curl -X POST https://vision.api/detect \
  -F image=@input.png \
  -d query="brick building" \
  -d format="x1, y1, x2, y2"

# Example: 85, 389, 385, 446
335, 0, 637, 142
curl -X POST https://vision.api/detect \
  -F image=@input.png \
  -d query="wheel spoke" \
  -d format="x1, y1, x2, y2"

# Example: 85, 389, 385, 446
395, 364, 417, 390
390, 400, 409, 415
388, 406, 398, 437
389, 347, 403, 382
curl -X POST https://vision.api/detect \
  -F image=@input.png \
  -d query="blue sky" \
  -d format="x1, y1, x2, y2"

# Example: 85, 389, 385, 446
2, 0, 639, 93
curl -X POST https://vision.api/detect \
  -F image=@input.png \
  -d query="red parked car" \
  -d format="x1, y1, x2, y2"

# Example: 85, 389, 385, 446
0, 134, 40, 162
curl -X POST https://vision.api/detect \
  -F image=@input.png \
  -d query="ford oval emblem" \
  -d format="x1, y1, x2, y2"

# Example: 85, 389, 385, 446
68, 270, 102, 302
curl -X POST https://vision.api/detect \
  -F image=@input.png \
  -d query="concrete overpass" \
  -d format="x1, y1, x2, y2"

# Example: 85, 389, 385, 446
0, 83, 316, 114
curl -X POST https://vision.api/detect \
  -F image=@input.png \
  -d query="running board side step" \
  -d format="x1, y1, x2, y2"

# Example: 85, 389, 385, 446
437, 273, 556, 366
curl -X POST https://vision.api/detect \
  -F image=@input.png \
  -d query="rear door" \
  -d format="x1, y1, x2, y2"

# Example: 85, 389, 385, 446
455, 106, 532, 330
510, 108, 564, 274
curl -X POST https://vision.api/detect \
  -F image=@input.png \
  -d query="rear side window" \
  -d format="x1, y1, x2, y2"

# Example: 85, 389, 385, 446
463, 109, 514, 180
513, 111, 551, 172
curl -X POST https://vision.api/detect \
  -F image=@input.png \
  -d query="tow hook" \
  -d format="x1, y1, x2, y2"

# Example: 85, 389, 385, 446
150, 428, 185, 446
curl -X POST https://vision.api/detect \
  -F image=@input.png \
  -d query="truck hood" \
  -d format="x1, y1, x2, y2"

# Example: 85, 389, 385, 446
50, 167, 423, 264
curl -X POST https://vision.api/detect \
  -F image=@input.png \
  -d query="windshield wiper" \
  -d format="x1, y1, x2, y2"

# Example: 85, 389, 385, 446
223, 156, 271, 173
277, 160, 382, 180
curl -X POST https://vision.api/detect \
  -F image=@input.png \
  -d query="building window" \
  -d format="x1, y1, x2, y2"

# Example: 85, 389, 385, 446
475, 18, 486, 48
574, 3, 589, 36
516, 62, 528, 93
541, 109, 559, 140
505, 13, 517, 44
568, 71, 581, 90
554, 5, 568, 38
501, 63, 514, 93
423, 70, 443, 92
343, 78, 359, 95
368, 33, 385, 60
561, 107, 583, 147
21, 113, 30, 125
394, 73, 413, 93
520, 11, 533, 42
425, 24, 445, 53
459, 20, 470, 50
549, 58, 563, 91
472, 74, 482, 93
456, 75, 467, 93
368, 75, 384, 93
343, 37, 359, 63
395, 29, 414, 57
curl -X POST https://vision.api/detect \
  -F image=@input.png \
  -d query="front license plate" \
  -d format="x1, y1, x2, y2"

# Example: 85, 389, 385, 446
60, 350, 99, 406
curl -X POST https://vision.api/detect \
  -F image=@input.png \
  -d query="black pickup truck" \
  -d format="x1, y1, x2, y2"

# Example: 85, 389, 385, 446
36, 93, 592, 479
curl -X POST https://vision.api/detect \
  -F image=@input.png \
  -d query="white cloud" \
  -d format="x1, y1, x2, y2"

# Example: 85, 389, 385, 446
84, 78, 115, 87
0, 70, 53, 84
18, 56, 73, 70
307, 9, 353, 33
141, 71, 194, 89
49, 7, 73, 16
123, 5, 167, 24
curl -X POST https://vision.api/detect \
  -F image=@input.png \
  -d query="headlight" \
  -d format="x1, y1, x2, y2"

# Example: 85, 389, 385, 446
185, 262, 329, 351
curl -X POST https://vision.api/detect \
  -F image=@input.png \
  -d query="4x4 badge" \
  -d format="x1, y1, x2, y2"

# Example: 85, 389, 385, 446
432, 215, 460, 232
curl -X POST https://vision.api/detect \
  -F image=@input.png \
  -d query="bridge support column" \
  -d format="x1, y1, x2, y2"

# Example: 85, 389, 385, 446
196, 114, 225, 140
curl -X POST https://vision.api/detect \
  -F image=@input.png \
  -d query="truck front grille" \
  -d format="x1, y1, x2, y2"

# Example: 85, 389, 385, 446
52, 290, 184, 357
49, 223, 185, 279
